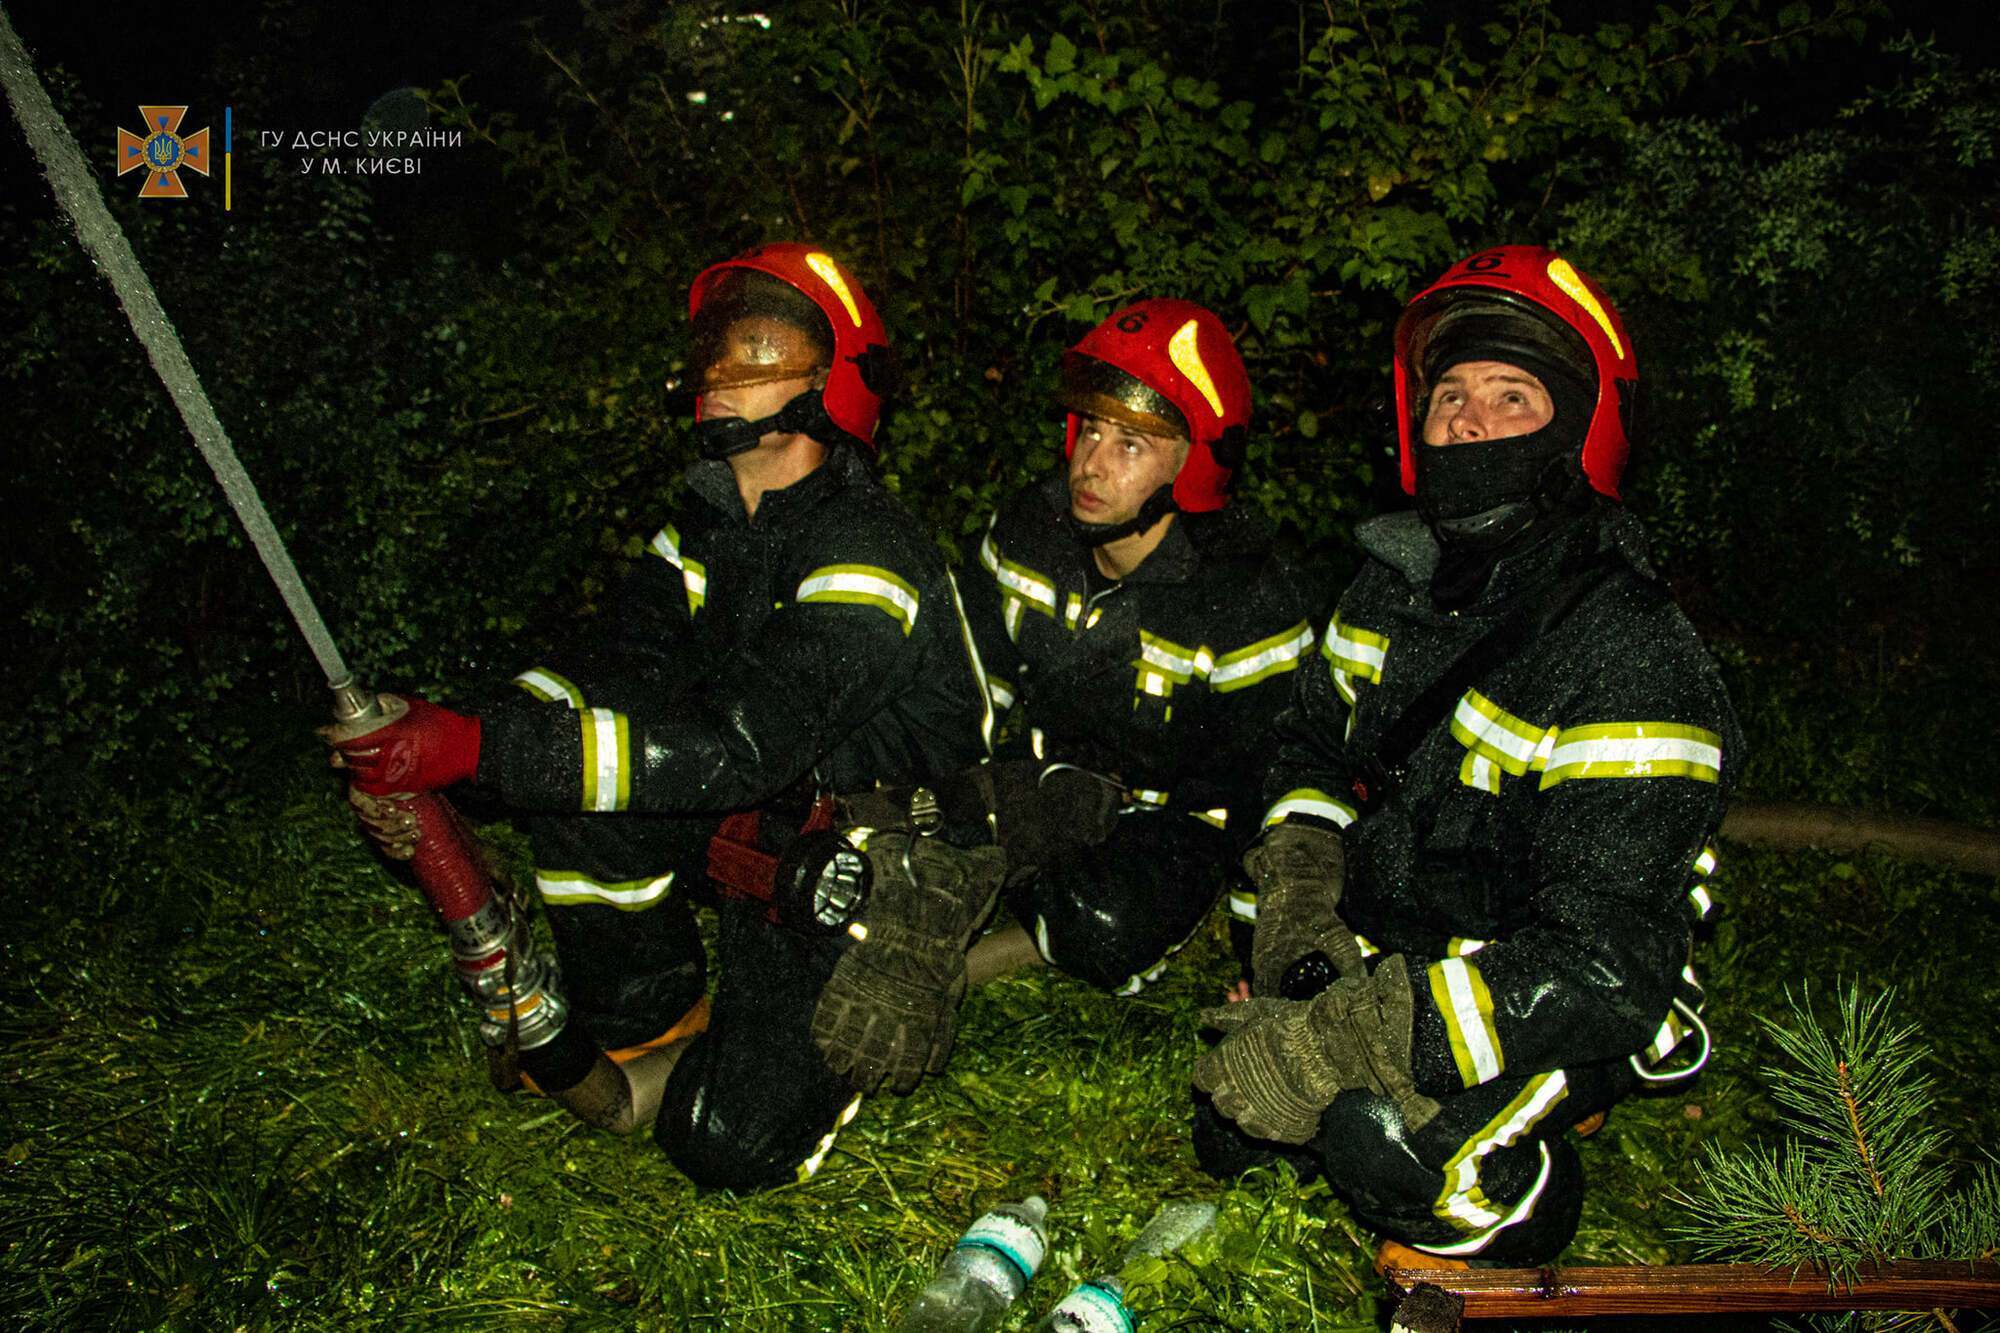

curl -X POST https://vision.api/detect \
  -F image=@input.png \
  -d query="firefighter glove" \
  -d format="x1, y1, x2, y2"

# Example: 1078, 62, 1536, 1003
811, 825, 1006, 1094
323, 693, 482, 796
974, 760, 1122, 875
348, 786, 422, 861
1244, 820, 1362, 993
1194, 954, 1439, 1143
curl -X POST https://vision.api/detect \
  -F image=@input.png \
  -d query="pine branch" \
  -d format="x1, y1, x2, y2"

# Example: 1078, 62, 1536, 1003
1838, 1059, 1886, 1200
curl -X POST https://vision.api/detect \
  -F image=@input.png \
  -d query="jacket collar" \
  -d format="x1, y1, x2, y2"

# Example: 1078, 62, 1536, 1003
686, 440, 866, 528
1357, 503, 1658, 610
1033, 472, 1265, 588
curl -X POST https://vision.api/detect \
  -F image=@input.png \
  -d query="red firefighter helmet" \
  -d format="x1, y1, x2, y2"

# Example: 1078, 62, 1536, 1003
1393, 246, 1638, 500
688, 242, 891, 449
1059, 299, 1251, 513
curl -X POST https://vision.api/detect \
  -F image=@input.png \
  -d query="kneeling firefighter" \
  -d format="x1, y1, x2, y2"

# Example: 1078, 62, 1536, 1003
957, 300, 1317, 994
1192, 246, 1743, 1266
326, 242, 1002, 1191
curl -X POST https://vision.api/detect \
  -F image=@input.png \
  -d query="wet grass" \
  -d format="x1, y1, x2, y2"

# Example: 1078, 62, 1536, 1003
3, 747, 1997, 1329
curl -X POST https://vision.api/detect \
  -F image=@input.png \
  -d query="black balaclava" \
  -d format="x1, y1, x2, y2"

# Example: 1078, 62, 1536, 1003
1413, 300, 1598, 608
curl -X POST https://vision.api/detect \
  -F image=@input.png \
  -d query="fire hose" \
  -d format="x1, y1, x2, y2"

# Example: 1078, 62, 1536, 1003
0, 11, 591, 1100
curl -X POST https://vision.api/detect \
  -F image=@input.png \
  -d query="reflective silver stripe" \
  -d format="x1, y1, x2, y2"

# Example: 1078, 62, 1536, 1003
1449, 689, 1556, 776
1540, 723, 1723, 788
536, 869, 673, 909
988, 677, 1016, 711
513, 667, 584, 710
794, 1094, 864, 1182
1261, 788, 1356, 829
796, 564, 920, 635
580, 707, 629, 812
1432, 956, 1503, 1086
1210, 620, 1313, 693
981, 520, 1057, 617
1431, 1117, 1562, 1247
1228, 890, 1257, 921
681, 558, 707, 613
1325, 613, 1389, 682
647, 522, 684, 569
944, 567, 996, 755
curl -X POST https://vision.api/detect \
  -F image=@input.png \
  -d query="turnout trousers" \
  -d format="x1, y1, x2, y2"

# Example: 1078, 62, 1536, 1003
1005, 807, 1237, 995
527, 808, 863, 1192
1193, 1057, 1633, 1265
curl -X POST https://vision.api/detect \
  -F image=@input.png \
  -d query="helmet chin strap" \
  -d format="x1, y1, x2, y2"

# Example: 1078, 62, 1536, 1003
1062, 484, 1179, 548
692, 389, 833, 461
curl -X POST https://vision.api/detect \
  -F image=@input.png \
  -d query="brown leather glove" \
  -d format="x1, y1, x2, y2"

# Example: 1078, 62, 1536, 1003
966, 760, 1122, 876
1244, 820, 1362, 994
811, 817, 1005, 1094
1193, 955, 1440, 1143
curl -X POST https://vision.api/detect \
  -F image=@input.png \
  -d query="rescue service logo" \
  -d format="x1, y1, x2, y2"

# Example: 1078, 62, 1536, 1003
116, 105, 211, 198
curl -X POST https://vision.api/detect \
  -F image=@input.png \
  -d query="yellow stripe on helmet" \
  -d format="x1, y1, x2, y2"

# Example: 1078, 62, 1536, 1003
1545, 257, 1624, 361
804, 252, 863, 328
1167, 318, 1225, 419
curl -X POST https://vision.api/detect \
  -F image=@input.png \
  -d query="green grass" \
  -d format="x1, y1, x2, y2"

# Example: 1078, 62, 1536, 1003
4, 750, 1998, 1329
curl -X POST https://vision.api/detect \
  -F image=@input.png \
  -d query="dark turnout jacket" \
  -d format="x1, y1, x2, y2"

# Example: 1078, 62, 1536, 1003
963, 474, 1315, 830
1264, 505, 1742, 1097
479, 444, 990, 813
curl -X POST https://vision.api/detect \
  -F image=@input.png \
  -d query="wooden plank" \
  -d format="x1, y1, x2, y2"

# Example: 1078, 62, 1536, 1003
1385, 1261, 2000, 1319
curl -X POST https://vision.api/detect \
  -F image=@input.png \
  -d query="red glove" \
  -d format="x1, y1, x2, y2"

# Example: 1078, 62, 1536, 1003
330, 694, 482, 796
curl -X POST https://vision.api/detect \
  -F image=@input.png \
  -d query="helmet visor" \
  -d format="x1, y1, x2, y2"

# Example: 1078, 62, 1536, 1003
692, 270, 833, 392
1405, 293, 1593, 399
1058, 352, 1190, 441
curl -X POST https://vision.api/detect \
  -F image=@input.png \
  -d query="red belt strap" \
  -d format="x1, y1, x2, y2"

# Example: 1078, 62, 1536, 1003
705, 797, 837, 917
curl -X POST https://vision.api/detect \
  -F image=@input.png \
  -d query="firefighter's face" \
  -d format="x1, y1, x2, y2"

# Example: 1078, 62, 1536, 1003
1069, 415, 1189, 524
1422, 361, 1554, 446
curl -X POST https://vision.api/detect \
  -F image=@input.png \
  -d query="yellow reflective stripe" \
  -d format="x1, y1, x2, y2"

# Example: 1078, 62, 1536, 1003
1355, 934, 1380, 958
1211, 620, 1313, 693
1003, 595, 1026, 643
1167, 317, 1226, 418
1449, 689, 1557, 777
1539, 722, 1723, 789
579, 708, 630, 812
513, 667, 584, 710
1693, 844, 1718, 877
1261, 787, 1357, 830
1138, 630, 1201, 681
1431, 1083, 1566, 1239
1458, 749, 1501, 794
1447, 937, 1489, 957
681, 557, 707, 613
1064, 592, 1084, 630
1227, 889, 1258, 921
536, 869, 673, 910
988, 677, 1016, 711
1130, 788, 1169, 807
1431, 957, 1504, 1087
1192, 806, 1230, 830
1325, 613, 1389, 683
1644, 1008, 1691, 1064
1546, 257, 1624, 361
986, 535, 1057, 616
797, 564, 920, 635
1330, 665, 1358, 707
647, 522, 684, 569
794, 1094, 864, 1182
804, 252, 863, 328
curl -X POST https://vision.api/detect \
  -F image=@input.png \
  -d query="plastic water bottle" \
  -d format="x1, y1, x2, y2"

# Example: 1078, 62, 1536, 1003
1033, 1200, 1217, 1332
895, 1194, 1050, 1332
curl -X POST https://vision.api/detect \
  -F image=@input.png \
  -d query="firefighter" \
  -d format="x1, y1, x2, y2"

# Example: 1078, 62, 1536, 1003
958, 300, 1316, 995
1191, 246, 1743, 1267
328, 243, 995, 1191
